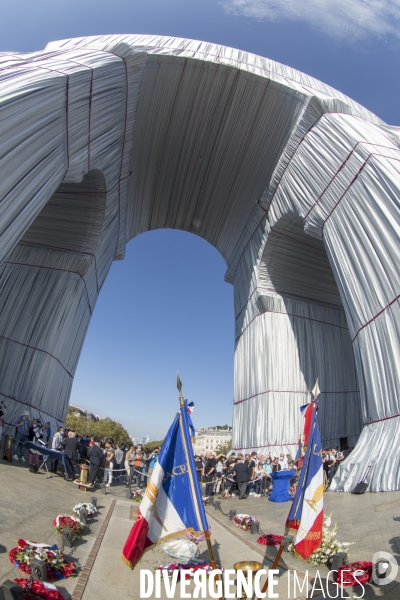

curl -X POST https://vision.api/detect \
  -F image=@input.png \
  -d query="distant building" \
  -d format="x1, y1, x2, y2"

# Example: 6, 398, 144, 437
70, 404, 101, 422
193, 426, 232, 455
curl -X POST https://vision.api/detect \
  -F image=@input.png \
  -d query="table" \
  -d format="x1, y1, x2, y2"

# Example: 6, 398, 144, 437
269, 470, 296, 502
23, 441, 72, 474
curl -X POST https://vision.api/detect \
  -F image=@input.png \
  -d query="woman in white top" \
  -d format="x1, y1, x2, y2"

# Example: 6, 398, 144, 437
278, 453, 288, 470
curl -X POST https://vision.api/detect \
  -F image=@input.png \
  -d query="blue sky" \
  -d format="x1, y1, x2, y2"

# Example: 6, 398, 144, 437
2, 1, 399, 440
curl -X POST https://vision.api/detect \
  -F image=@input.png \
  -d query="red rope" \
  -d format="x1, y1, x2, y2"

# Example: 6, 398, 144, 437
0, 334, 73, 378
352, 293, 400, 342
234, 389, 359, 405
303, 141, 397, 221
115, 58, 130, 256
232, 442, 299, 449
322, 152, 400, 232
365, 412, 400, 425
4, 261, 93, 315
88, 68, 94, 172
0, 392, 63, 423
235, 305, 349, 343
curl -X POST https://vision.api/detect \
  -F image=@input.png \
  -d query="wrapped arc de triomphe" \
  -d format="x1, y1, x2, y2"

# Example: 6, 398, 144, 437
0, 35, 398, 492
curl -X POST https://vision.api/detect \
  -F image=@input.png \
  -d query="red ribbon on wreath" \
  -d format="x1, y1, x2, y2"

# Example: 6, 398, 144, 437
14, 579, 64, 600
257, 534, 284, 546
336, 562, 373, 586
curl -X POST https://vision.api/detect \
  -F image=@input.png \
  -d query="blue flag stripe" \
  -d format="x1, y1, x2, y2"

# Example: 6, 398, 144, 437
157, 402, 208, 533
287, 406, 322, 524
179, 404, 209, 532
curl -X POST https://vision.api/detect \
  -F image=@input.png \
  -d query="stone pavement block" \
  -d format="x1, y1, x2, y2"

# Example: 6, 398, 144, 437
0, 459, 115, 599
76, 581, 122, 600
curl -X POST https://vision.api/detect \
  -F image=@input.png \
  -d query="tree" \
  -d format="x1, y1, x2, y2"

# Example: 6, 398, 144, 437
215, 440, 232, 456
64, 408, 89, 436
144, 440, 164, 452
64, 408, 132, 445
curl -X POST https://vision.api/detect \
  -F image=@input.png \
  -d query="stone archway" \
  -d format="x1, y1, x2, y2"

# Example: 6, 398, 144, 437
0, 35, 398, 491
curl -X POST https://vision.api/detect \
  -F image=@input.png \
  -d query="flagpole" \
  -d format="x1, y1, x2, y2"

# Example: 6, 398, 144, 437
177, 374, 223, 600
257, 381, 322, 599
256, 527, 289, 600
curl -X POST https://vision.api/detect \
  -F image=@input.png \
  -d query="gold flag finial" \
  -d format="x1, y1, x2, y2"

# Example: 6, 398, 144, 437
177, 373, 184, 406
311, 379, 320, 399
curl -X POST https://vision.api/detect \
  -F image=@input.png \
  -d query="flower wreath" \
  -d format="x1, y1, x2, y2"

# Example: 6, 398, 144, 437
130, 489, 144, 502
156, 563, 223, 578
257, 534, 283, 546
72, 503, 97, 518
53, 515, 83, 540
8, 540, 77, 580
14, 578, 64, 600
232, 514, 256, 531
336, 562, 373, 586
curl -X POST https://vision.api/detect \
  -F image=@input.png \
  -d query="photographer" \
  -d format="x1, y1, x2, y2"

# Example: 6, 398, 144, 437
28, 419, 44, 472
148, 447, 160, 477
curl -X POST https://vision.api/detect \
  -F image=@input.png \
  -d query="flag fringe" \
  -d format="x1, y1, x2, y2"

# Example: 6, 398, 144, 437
121, 527, 204, 570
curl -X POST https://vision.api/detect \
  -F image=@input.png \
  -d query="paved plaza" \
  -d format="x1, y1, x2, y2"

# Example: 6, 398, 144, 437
1, 457, 400, 599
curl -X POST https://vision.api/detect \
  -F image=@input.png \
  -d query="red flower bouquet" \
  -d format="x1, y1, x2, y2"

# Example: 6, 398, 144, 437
130, 489, 144, 502
257, 534, 283, 546
14, 578, 64, 600
336, 562, 373, 586
8, 540, 77, 580
53, 515, 83, 540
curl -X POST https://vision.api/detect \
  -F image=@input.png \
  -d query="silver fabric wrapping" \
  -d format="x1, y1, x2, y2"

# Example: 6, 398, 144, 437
0, 35, 398, 491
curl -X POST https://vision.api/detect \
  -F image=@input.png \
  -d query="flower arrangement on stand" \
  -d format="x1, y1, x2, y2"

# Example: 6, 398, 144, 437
232, 514, 256, 531
336, 562, 373, 586
156, 563, 223, 578
72, 503, 97, 518
130, 489, 144, 502
53, 515, 83, 540
8, 540, 77, 580
14, 578, 64, 600
257, 534, 283, 546
287, 514, 353, 566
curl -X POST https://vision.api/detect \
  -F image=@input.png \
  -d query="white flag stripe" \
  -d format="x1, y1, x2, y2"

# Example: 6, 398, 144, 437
139, 461, 187, 543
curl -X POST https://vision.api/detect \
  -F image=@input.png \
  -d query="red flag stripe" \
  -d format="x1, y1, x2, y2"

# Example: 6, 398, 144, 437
294, 510, 324, 560
122, 511, 153, 569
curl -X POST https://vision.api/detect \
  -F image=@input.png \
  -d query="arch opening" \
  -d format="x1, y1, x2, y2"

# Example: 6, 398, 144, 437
256, 213, 362, 450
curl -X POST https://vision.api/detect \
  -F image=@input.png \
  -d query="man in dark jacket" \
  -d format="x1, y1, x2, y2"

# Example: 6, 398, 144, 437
88, 440, 104, 485
233, 459, 251, 499
61, 431, 80, 479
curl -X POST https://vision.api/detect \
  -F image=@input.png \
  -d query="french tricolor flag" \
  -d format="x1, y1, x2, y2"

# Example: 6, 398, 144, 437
286, 404, 324, 559
122, 401, 208, 569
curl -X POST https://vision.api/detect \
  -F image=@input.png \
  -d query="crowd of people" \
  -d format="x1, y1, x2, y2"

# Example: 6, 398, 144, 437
6, 409, 352, 496
195, 445, 353, 500
9, 412, 159, 488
